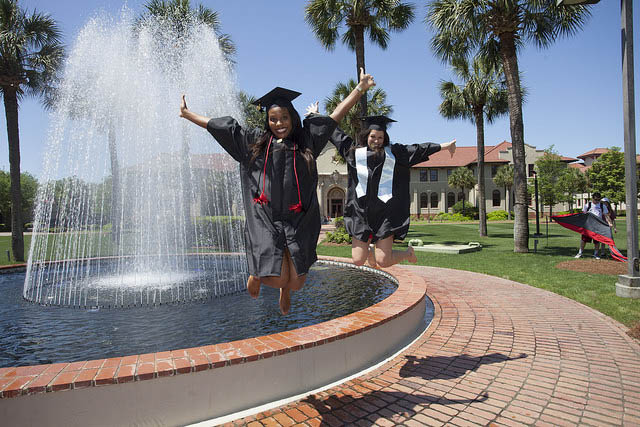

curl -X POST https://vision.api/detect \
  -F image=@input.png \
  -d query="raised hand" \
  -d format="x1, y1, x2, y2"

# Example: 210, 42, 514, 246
358, 67, 376, 92
305, 101, 319, 117
442, 139, 456, 157
180, 94, 189, 118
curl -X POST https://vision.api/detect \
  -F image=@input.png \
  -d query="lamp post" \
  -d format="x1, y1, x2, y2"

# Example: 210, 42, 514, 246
532, 170, 542, 236
559, 0, 639, 298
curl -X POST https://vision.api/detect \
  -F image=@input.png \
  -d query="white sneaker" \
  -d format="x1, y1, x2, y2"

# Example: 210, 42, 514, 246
593, 254, 601, 260
574, 252, 582, 259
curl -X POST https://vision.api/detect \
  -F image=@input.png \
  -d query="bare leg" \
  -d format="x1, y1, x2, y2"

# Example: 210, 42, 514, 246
285, 251, 307, 292
260, 256, 290, 290
374, 235, 417, 268
246, 275, 260, 298
351, 237, 369, 266
366, 244, 378, 268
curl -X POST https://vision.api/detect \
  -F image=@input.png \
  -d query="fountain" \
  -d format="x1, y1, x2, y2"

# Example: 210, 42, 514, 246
0, 9, 431, 426
24, 10, 247, 307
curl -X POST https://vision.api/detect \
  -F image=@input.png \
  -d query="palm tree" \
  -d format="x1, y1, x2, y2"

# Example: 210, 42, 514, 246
238, 91, 264, 131
0, 0, 64, 261
448, 167, 476, 217
427, 0, 593, 252
305, 0, 414, 118
324, 79, 393, 140
439, 54, 508, 236
493, 164, 514, 219
139, 0, 235, 62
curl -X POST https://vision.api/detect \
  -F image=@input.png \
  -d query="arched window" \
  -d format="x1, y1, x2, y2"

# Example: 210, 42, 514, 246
447, 192, 455, 210
430, 192, 438, 208
420, 192, 428, 208
492, 190, 501, 207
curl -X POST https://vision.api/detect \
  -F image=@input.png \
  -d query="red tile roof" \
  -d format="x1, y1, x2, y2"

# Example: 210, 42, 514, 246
568, 163, 589, 172
414, 141, 510, 168
577, 148, 609, 159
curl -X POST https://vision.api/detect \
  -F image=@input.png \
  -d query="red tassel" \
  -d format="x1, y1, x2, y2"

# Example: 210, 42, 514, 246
253, 194, 269, 205
289, 202, 303, 213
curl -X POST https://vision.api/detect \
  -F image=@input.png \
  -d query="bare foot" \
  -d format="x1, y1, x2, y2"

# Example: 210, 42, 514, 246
279, 287, 291, 315
246, 275, 260, 298
407, 246, 418, 264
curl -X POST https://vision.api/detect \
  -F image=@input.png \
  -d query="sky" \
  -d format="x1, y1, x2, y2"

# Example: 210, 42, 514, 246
1, 0, 638, 178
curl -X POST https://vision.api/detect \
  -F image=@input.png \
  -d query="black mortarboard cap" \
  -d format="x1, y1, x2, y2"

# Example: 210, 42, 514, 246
252, 87, 301, 111
361, 115, 396, 131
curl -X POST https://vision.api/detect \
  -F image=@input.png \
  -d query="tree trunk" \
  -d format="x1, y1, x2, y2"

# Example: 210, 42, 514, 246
499, 33, 529, 252
108, 125, 121, 246
475, 111, 487, 236
3, 87, 24, 262
354, 26, 367, 118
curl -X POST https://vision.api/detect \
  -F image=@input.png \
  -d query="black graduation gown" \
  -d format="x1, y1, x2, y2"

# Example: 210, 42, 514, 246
330, 127, 441, 243
207, 115, 337, 277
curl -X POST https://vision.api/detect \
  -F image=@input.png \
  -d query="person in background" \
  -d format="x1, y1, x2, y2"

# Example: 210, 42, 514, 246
601, 197, 617, 234
575, 192, 613, 259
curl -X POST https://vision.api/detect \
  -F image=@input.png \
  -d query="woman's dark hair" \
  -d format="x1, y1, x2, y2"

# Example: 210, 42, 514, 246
250, 102, 316, 175
354, 128, 390, 151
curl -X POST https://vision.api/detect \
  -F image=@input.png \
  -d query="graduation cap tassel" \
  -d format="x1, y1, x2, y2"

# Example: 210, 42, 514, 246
289, 142, 304, 213
254, 136, 274, 206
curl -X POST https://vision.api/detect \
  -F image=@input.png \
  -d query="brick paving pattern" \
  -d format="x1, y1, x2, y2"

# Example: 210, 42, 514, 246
229, 265, 640, 426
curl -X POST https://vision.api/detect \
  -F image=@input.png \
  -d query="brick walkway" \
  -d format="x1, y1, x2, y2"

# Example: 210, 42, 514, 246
228, 266, 640, 426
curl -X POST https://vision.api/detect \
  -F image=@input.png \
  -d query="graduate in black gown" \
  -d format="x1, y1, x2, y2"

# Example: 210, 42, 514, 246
307, 107, 455, 268
179, 69, 375, 314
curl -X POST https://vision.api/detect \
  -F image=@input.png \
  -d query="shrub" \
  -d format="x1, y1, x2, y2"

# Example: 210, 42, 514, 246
435, 212, 472, 222
194, 216, 245, 250
452, 200, 478, 219
487, 210, 508, 221
333, 216, 345, 229
326, 229, 352, 244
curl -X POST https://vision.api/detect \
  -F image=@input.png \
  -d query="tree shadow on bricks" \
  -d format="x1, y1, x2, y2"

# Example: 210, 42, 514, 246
399, 352, 528, 381
302, 389, 488, 426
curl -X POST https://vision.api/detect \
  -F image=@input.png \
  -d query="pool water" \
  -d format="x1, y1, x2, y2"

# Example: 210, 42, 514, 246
0, 261, 397, 368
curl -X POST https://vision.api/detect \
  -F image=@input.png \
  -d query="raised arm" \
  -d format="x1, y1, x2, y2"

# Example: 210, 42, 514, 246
180, 94, 210, 128
440, 139, 456, 157
329, 68, 375, 123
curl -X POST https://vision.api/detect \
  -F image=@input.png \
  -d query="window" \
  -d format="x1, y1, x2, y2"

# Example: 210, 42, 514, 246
430, 192, 438, 208
492, 190, 501, 207
420, 192, 428, 208
491, 165, 499, 177
528, 164, 535, 177
447, 169, 453, 177
430, 169, 438, 181
419, 170, 428, 182
447, 192, 455, 210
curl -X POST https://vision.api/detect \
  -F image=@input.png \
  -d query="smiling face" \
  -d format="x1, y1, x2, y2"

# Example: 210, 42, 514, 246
267, 106, 293, 139
367, 129, 386, 150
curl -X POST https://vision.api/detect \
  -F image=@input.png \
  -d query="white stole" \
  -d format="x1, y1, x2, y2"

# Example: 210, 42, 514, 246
355, 146, 395, 202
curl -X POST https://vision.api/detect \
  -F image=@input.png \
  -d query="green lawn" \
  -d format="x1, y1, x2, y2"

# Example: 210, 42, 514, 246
318, 219, 640, 328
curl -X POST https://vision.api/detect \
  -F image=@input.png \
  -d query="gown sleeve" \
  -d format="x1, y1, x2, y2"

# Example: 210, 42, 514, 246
206, 117, 254, 164
403, 142, 442, 166
328, 126, 354, 158
302, 114, 338, 157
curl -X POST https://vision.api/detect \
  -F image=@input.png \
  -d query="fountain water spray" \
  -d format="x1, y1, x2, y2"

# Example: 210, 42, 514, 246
24, 10, 248, 307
